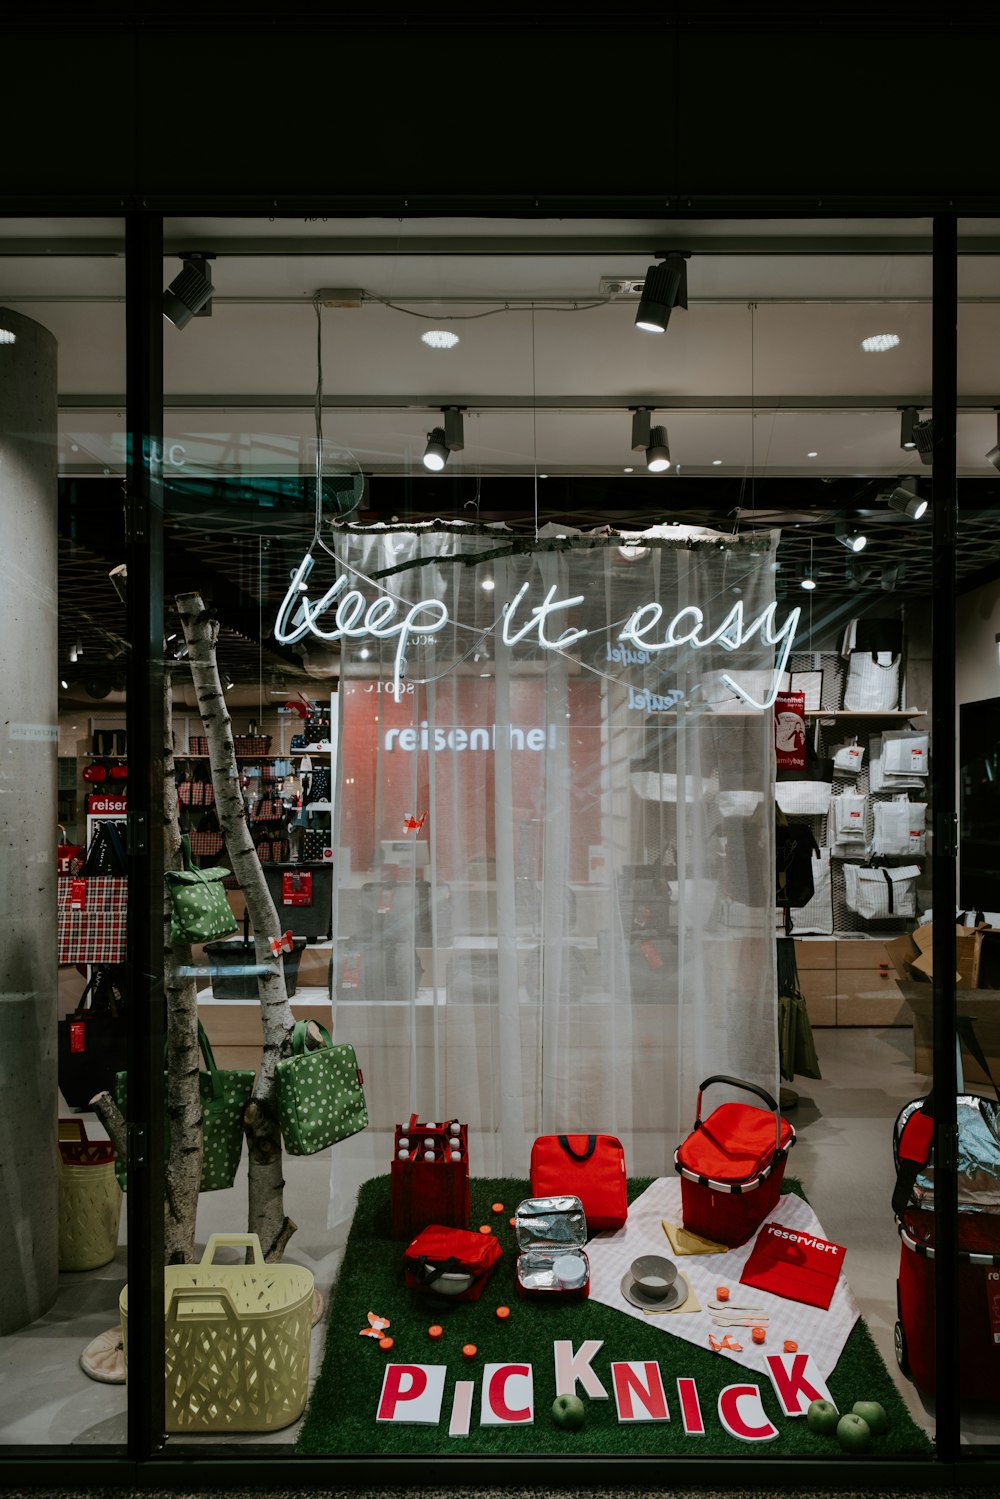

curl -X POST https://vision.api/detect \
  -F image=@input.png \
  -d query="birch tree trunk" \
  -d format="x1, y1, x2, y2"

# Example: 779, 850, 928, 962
175, 592, 297, 1262
163, 665, 204, 1263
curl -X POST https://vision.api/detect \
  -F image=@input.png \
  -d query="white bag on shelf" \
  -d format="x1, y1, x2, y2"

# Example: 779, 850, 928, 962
775, 780, 833, 817
843, 862, 921, 920
842, 651, 901, 712
832, 791, 867, 843
882, 730, 929, 778
869, 733, 925, 793
832, 739, 865, 775
790, 846, 834, 935
871, 796, 928, 857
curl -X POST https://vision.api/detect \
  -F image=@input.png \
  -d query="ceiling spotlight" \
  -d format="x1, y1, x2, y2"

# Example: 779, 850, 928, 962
881, 562, 905, 592
0, 328, 15, 345
646, 425, 671, 472
913, 418, 934, 467
222, 671, 234, 691
986, 412, 1000, 472
60, 678, 69, 690
900, 407, 919, 451
861, 333, 901, 353
836, 524, 867, 553
630, 408, 671, 471
163, 253, 216, 330
422, 407, 465, 471
887, 477, 928, 520
800, 573, 817, 591
421, 329, 460, 350
634, 253, 690, 334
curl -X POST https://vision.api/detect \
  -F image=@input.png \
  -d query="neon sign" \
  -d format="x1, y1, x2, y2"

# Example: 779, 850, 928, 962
275, 551, 799, 709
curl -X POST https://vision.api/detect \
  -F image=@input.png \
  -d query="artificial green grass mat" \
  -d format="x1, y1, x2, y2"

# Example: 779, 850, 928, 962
296, 1174, 932, 1457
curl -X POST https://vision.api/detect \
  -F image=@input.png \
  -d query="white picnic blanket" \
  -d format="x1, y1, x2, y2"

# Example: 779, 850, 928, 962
586, 1178, 859, 1382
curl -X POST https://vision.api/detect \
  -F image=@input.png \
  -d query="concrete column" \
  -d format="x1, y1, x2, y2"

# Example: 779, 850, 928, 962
0, 307, 59, 1333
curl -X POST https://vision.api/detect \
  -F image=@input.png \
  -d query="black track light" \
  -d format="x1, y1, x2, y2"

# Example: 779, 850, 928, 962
987, 412, 1000, 472
900, 407, 919, 451
634, 253, 690, 334
836, 524, 867, 554
163, 253, 216, 329
887, 477, 928, 520
630, 408, 672, 472
422, 407, 465, 471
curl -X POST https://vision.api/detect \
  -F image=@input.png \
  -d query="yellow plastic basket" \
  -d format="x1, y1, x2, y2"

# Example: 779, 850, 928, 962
120, 1232, 314, 1432
57, 1118, 122, 1271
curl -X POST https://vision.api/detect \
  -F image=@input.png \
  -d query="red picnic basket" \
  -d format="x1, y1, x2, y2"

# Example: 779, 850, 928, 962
674, 1075, 795, 1248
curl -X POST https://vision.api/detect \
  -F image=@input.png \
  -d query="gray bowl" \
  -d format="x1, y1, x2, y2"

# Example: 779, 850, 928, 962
629, 1254, 678, 1300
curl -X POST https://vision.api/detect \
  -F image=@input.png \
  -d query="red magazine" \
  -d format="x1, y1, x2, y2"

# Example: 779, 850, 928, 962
739, 1220, 846, 1310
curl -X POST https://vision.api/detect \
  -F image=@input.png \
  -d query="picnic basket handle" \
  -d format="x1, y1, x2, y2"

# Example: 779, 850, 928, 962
695, 1075, 782, 1157
168, 1286, 241, 1324
200, 1232, 265, 1267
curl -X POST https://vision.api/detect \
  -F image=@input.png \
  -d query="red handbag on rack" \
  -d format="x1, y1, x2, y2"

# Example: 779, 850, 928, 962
529, 1133, 628, 1231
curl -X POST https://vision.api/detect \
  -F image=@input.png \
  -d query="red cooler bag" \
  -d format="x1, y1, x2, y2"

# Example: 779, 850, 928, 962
529, 1134, 628, 1231
403, 1225, 501, 1303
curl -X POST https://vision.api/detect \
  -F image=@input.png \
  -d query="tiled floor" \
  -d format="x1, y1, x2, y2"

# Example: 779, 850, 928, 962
1, 1025, 997, 1450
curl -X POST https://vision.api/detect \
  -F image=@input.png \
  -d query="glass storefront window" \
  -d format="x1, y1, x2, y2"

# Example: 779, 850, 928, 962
0, 216, 129, 1446
3, 207, 984, 1474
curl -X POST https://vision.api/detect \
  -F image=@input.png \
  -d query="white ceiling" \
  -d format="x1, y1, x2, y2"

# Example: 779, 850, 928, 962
3, 213, 1000, 482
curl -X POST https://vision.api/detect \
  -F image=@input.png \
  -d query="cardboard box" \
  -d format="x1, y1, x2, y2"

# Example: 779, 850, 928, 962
898, 982, 1000, 1083
884, 923, 982, 988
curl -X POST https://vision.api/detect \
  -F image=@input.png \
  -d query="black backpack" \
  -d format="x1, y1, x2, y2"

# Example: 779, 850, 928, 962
775, 807, 820, 934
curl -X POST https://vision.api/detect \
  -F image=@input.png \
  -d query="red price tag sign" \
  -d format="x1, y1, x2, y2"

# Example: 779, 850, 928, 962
69, 1020, 86, 1054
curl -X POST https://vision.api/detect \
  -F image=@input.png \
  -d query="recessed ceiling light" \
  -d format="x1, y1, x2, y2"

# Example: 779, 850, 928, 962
0, 328, 15, 345
421, 329, 460, 350
624, 466, 634, 473
482, 578, 495, 592
861, 332, 901, 353
712, 458, 722, 466
807, 451, 818, 458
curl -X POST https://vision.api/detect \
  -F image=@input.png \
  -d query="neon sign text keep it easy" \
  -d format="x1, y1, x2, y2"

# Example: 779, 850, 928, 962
275, 554, 799, 710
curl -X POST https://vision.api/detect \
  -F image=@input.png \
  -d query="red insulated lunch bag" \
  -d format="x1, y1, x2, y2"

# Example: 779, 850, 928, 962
529, 1134, 628, 1232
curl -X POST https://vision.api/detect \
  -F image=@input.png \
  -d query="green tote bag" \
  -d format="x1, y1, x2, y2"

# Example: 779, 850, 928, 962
165, 834, 239, 945
115, 1021, 255, 1192
276, 1021, 368, 1156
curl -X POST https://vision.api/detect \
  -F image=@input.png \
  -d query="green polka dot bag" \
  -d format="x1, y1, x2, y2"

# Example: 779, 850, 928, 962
114, 1022, 255, 1192
165, 835, 239, 945
276, 1021, 368, 1156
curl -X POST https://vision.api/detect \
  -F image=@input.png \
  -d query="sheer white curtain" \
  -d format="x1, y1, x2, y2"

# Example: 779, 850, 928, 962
324, 523, 782, 1222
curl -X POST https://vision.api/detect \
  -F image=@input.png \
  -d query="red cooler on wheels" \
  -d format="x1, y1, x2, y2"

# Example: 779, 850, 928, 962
674, 1075, 796, 1248
892, 1018, 1000, 1402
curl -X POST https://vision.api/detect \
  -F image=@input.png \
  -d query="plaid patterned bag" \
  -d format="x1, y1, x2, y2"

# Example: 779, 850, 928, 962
189, 829, 224, 858
57, 821, 129, 964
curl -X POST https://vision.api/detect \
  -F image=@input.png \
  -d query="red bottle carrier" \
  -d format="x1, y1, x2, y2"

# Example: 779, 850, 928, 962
895, 1211, 1000, 1401
390, 1115, 470, 1240
674, 1075, 795, 1248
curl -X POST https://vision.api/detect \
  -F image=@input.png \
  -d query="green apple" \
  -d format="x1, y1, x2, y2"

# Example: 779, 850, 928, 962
806, 1398, 840, 1435
551, 1394, 586, 1431
852, 1399, 888, 1435
836, 1412, 873, 1452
